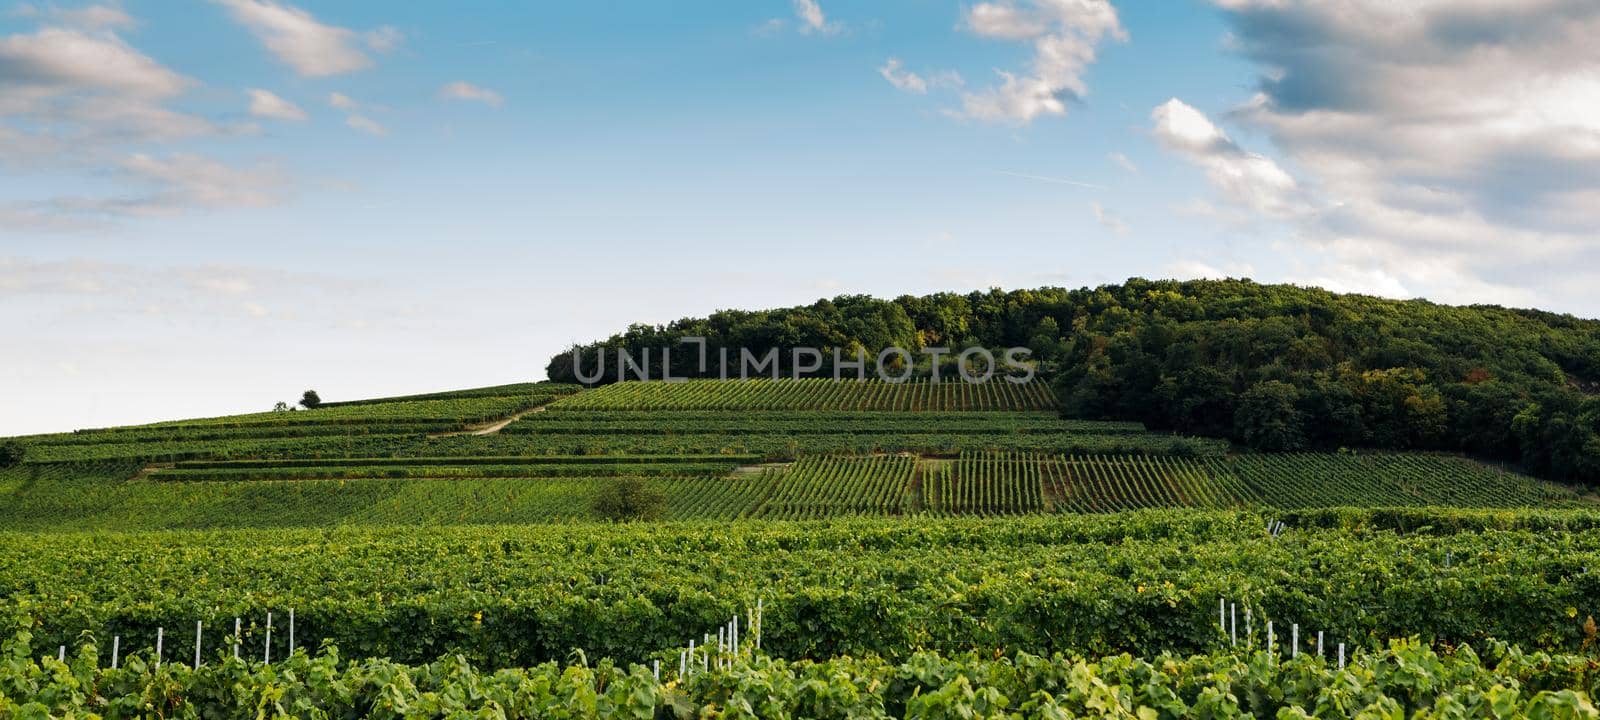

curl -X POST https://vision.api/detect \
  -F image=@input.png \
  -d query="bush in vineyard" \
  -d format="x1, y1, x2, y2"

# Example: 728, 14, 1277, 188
0, 440, 23, 469
592, 476, 667, 521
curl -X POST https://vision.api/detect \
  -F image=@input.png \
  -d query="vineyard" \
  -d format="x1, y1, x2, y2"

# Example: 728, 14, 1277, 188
7, 511, 1600, 668
0, 447, 1582, 531
747, 455, 915, 519
6, 635, 1600, 718
549, 378, 1059, 411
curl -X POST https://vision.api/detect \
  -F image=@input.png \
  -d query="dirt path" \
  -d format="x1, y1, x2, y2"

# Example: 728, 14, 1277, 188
429, 406, 547, 438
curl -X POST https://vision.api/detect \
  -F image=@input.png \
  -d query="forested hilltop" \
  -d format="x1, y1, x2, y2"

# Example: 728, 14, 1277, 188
548, 279, 1600, 483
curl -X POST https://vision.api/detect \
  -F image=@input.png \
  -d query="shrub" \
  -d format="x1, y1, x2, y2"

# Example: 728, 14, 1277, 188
0, 441, 24, 469
592, 476, 666, 522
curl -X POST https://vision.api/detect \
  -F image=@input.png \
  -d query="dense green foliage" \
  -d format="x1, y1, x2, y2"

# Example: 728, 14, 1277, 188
0, 448, 1575, 531
6, 511, 1600, 668
546, 280, 1600, 483
592, 476, 669, 522
5, 633, 1600, 719
551, 379, 1057, 412
748, 455, 915, 519
0, 441, 22, 470
507, 410, 1146, 436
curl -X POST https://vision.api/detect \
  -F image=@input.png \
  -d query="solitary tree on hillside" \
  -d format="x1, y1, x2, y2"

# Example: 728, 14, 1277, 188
0, 441, 25, 470
300, 390, 322, 410
592, 477, 666, 522
273, 401, 291, 412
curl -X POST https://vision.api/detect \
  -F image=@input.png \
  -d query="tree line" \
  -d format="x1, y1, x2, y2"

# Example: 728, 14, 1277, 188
547, 279, 1600, 484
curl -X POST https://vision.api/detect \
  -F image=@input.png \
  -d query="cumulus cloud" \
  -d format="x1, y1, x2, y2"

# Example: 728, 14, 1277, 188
792, 0, 839, 35
1184, 0, 1600, 311
246, 89, 306, 121
345, 114, 386, 136
0, 24, 220, 164
957, 0, 1126, 123
878, 58, 926, 94
438, 81, 503, 107
213, 0, 376, 77
1151, 98, 1304, 219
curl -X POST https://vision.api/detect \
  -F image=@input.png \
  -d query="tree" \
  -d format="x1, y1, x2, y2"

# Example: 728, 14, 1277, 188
300, 390, 322, 410
1235, 381, 1307, 451
273, 401, 291, 413
592, 477, 666, 522
0, 441, 24, 470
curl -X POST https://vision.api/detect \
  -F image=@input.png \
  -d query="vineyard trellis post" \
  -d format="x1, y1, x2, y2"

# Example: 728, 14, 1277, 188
194, 621, 202, 670
1292, 624, 1299, 658
155, 627, 163, 670
111, 635, 120, 669
264, 612, 272, 664
233, 618, 241, 659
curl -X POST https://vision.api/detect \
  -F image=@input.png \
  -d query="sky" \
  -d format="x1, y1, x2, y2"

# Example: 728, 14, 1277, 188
3, 0, 1599, 435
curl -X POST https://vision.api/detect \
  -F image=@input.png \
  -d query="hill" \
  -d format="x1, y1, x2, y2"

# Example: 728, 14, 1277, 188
0, 377, 1587, 532
546, 279, 1600, 484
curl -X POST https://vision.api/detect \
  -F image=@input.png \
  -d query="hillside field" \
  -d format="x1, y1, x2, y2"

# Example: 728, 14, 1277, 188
3, 377, 1599, 717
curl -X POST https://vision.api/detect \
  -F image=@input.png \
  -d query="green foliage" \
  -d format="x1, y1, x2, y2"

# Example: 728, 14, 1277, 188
542, 277, 1600, 482
9, 511, 1600, 667
592, 476, 667, 522
299, 389, 322, 409
552, 378, 1057, 412
1236, 380, 1307, 450
0, 440, 23, 469
5, 637, 1600, 719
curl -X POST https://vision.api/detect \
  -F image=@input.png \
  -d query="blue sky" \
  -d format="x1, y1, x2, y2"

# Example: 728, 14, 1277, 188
4, 0, 1599, 434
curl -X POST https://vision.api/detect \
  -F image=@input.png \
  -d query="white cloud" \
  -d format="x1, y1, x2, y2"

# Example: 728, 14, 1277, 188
246, 89, 306, 121
345, 114, 386, 136
878, 58, 926, 94
0, 27, 188, 98
792, 0, 839, 35
1151, 98, 1304, 219
438, 81, 503, 107
1108, 152, 1136, 172
327, 91, 358, 110
212, 0, 372, 77
52, 4, 136, 30
1190, 0, 1600, 312
956, 0, 1126, 123
1091, 201, 1127, 235
0, 24, 218, 162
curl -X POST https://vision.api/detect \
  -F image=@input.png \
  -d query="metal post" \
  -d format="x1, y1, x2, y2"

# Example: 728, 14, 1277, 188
194, 621, 203, 669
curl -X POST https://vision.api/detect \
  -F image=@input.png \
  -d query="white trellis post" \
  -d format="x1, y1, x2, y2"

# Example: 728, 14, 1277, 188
155, 627, 164, 670
194, 621, 203, 669
233, 618, 241, 659
1267, 621, 1274, 657
1317, 631, 1324, 658
1338, 643, 1346, 669
1229, 603, 1237, 646
289, 609, 295, 656
1292, 624, 1299, 658
264, 612, 273, 664
112, 636, 120, 670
